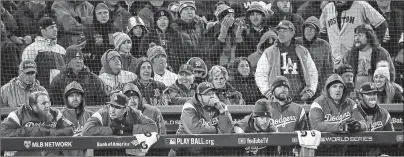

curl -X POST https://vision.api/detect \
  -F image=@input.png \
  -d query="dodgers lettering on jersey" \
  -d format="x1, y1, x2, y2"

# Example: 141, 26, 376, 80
270, 115, 297, 128
324, 112, 351, 122
369, 121, 384, 131
320, 1, 385, 66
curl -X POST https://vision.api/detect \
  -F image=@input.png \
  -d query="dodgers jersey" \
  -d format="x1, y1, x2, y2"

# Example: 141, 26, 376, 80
320, 1, 385, 67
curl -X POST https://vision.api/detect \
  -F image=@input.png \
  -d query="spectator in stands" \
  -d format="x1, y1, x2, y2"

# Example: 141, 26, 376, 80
203, 3, 239, 66
209, 65, 245, 105
187, 57, 209, 84
373, 67, 404, 103
233, 99, 278, 156
309, 74, 367, 155
247, 29, 278, 73
127, 16, 148, 58
21, 17, 66, 90
82, 93, 157, 156
0, 91, 74, 156
228, 57, 263, 105
131, 57, 167, 106
0, 20, 19, 86
82, 3, 118, 74
172, 1, 205, 66
148, 43, 178, 86
296, 1, 323, 20
236, 1, 271, 58
51, 0, 94, 48
0, 2, 19, 46
170, 82, 233, 156
123, 83, 166, 135
12, 1, 53, 44
296, 16, 334, 102
319, 1, 387, 68
256, 20, 318, 103
1, 60, 46, 108
59, 81, 93, 156
49, 45, 108, 107
336, 64, 360, 102
163, 64, 197, 106
98, 49, 137, 94
342, 24, 395, 89
103, 0, 131, 32
140, 9, 182, 72
110, 32, 138, 74
269, 0, 304, 37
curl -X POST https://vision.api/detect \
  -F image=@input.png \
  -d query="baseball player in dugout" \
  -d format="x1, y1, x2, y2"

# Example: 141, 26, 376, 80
320, 1, 387, 68
233, 98, 279, 156
170, 82, 233, 156
0, 91, 75, 156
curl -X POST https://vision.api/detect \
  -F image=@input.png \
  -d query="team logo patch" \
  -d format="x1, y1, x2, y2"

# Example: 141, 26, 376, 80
24, 141, 31, 149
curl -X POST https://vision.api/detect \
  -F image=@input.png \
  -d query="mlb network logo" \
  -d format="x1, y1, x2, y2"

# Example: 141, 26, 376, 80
165, 138, 177, 145
24, 141, 31, 149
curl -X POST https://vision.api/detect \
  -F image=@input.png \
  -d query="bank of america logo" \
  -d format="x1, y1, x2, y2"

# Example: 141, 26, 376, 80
238, 138, 246, 144
24, 141, 31, 149
166, 138, 176, 145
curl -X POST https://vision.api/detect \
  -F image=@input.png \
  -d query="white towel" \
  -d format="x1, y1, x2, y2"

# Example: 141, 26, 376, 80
295, 130, 321, 149
126, 132, 159, 156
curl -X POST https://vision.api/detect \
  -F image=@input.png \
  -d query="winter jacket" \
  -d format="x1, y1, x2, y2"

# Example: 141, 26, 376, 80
98, 51, 137, 94
11, 2, 49, 38
128, 16, 148, 58
123, 83, 166, 135
296, 16, 334, 99
270, 99, 309, 132
255, 41, 318, 99
377, 82, 404, 104
342, 45, 396, 85
171, 17, 205, 66
227, 57, 263, 105
236, 26, 271, 58
49, 66, 108, 107
296, 1, 323, 20
176, 97, 233, 135
1, 78, 47, 107
269, 1, 304, 37
59, 81, 94, 156
82, 105, 157, 136
233, 114, 279, 156
0, 104, 74, 156
163, 80, 197, 106
215, 82, 246, 106
51, 1, 94, 48
247, 30, 278, 73
1, 36, 20, 86
358, 103, 394, 131
99, 52, 139, 75
376, 6, 404, 57
309, 74, 367, 133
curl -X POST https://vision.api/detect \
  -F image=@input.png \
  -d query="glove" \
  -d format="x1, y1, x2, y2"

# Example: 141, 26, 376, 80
300, 89, 314, 101
218, 16, 235, 42
234, 19, 245, 43
110, 121, 133, 135
346, 120, 361, 133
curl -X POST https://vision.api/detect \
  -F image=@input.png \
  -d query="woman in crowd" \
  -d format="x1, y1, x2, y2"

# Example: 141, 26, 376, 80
82, 3, 118, 74
127, 16, 148, 58
209, 65, 245, 105
373, 66, 404, 103
228, 57, 263, 105
140, 9, 181, 72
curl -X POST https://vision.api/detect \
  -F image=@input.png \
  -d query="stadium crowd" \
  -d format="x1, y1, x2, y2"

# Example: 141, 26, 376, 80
0, 0, 403, 156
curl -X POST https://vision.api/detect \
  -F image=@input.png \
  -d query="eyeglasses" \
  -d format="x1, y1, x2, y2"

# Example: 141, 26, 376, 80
276, 27, 292, 33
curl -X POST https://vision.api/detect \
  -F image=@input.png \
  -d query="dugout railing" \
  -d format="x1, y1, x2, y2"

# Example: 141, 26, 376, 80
2, 104, 403, 133
1, 131, 403, 156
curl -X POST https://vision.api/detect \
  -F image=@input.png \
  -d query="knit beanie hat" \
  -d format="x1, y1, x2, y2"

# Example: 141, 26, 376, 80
113, 32, 131, 50
95, 3, 109, 12
214, 4, 234, 21
64, 45, 83, 64
178, 1, 196, 14
373, 67, 390, 81
147, 43, 167, 61
253, 98, 272, 117
270, 76, 290, 93
246, 1, 268, 17
154, 9, 173, 25
335, 64, 353, 75
135, 57, 155, 78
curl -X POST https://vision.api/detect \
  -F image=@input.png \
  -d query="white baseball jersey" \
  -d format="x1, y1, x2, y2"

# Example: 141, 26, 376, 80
320, 1, 385, 67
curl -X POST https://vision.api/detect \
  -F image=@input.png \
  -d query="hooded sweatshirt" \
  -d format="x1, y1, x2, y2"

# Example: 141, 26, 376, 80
296, 16, 334, 99
309, 74, 367, 133
123, 83, 167, 135
1, 78, 47, 107
60, 81, 94, 156
98, 50, 137, 94
269, 0, 304, 37
163, 80, 197, 106
131, 57, 167, 106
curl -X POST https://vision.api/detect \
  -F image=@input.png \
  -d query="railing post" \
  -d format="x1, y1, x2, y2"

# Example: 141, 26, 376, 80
86, 149, 94, 156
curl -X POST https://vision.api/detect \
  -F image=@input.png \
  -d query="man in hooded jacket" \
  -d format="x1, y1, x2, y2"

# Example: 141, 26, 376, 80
309, 74, 367, 155
59, 81, 94, 156
123, 83, 167, 135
